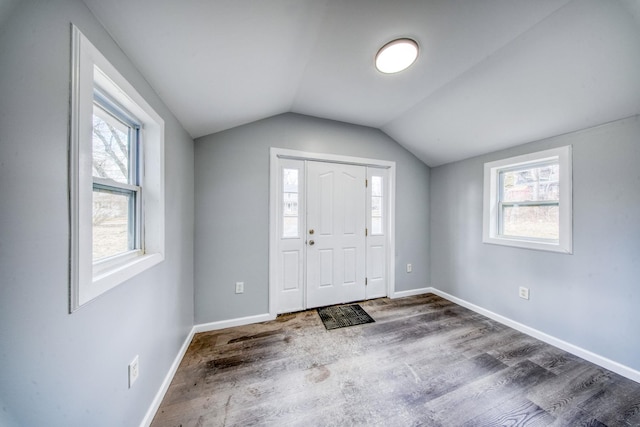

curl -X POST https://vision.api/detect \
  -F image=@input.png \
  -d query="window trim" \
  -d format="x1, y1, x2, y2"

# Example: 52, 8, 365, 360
483, 145, 572, 254
69, 25, 165, 312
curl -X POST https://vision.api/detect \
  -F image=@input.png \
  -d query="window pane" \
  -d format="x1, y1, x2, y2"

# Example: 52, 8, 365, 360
93, 190, 132, 260
371, 176, 382, 197
283, 192, 298, 216
502, 205, 559, 240
283, 193, 299, 238
93, 103, 131, 184
371, 175, 383, 236
283, 168, 298, 193
282, 168, 299, 238
372, 196, 382, 217
501, 164, 559, 203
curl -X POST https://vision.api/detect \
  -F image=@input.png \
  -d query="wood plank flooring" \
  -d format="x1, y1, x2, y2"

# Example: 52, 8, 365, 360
151, 294, 640, 426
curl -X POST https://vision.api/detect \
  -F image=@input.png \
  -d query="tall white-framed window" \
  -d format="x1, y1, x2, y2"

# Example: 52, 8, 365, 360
483, 146, 572, 254
70, 25, 165, 311
92, 90, 142, 261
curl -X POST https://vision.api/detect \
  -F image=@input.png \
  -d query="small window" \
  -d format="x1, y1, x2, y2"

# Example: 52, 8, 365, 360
282, 168, 299, 238
370, 175, 384, 235
483, 146, 572, 253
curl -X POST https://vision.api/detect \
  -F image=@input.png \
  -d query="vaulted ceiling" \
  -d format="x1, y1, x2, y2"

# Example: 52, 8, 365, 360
83, 0, 640, 167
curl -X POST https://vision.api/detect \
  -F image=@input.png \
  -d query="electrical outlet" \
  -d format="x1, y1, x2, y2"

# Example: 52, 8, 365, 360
519, 286, 530, 300
235, 282, 244, 294
128, 355, 139, 388
406, 263, 412, 273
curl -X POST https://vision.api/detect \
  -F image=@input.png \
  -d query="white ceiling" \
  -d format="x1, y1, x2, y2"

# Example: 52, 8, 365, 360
82, 0, 640, 167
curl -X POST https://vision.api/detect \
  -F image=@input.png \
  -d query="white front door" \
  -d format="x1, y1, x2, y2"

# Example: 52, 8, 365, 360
271, 150, 394, 315
305, 161, 366, 308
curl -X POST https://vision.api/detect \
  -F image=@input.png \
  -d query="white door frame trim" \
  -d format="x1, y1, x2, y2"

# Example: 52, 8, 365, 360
269, 147, 396, 317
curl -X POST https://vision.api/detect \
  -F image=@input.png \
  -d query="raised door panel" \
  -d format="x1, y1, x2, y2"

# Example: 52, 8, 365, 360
318, 172, 334, 236
282, 250, 300, 291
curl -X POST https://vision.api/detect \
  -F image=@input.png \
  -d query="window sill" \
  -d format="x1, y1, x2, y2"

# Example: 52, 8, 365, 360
483, 235, 572, 254
92, 252, 164, 296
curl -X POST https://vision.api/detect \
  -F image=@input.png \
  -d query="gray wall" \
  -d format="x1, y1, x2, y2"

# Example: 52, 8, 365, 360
430, 116, 640, 371
194, 113, 430, 323
0, 1, 195, 426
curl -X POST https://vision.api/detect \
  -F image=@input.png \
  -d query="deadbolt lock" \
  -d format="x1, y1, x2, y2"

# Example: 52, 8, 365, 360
309, 229, 314, 235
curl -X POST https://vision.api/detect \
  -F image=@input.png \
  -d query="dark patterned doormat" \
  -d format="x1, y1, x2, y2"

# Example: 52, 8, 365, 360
317, 304, 375, 330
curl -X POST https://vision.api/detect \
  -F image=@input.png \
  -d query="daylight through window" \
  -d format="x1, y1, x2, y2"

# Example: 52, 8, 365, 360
371, 175, 384, 235
483, 146, 572, 253
499, 162, 559, 240
282, 168, 299, 238
92, 95, 141, 261
70, 25, 165, 311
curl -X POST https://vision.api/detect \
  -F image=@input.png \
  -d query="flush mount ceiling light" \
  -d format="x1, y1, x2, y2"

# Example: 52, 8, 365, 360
375, 38, 419, 74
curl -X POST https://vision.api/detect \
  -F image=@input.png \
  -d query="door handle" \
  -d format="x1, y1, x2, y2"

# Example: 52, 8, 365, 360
308, 240, 315, 246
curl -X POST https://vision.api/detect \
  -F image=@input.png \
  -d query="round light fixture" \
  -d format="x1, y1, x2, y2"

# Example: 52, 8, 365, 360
375, 38, 419, 74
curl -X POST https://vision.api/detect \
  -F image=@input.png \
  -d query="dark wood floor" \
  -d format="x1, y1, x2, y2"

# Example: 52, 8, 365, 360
151, 294, 640, 426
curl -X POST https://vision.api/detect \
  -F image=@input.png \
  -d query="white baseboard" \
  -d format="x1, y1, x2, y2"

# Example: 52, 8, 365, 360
391, 287, 431, 299
140, 312, 275, 426
428, 287, 640, 384
193, 312, 275, 333
140, 326, 196, 427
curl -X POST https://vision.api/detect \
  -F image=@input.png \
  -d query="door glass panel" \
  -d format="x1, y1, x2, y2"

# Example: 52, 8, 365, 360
371, 176, 383, 235
283, 168, 299, 238
372, 175, 382, 197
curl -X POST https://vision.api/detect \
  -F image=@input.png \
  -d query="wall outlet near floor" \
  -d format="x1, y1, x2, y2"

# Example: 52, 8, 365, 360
406, 263, 412, 273
128, 355, 139, 388
519, 286, 530, 300
235, 282, 244, 294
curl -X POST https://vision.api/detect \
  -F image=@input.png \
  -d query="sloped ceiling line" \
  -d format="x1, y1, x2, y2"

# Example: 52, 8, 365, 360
381, 0, 573, 131
82, 0, 640, 167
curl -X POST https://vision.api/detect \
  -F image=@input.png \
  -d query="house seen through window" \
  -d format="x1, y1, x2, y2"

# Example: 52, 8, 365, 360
499, 162, 559, 240
483, 146, 572, 254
